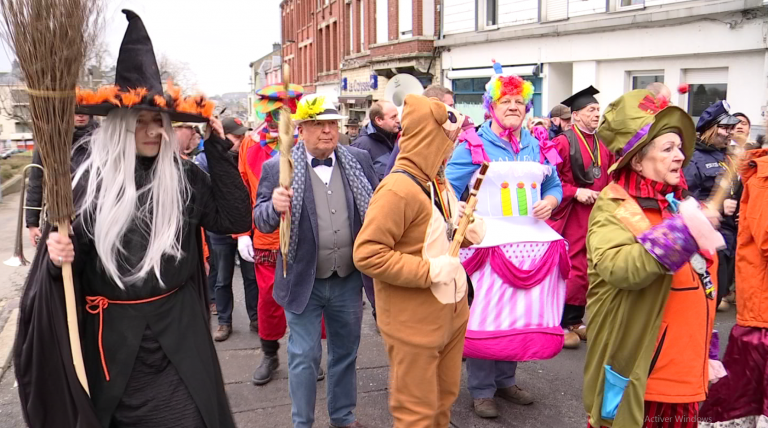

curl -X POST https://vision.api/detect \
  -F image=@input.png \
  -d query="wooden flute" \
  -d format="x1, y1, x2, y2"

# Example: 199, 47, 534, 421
449, 162, 490, 257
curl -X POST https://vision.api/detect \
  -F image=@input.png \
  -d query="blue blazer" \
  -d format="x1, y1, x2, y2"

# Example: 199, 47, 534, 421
253, 146, 378, 314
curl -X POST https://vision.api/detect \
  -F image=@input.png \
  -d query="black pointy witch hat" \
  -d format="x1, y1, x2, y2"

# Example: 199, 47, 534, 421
75, 10, 214, 123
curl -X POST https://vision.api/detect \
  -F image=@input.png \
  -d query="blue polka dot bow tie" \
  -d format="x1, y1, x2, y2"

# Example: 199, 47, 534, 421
311, 157, 333, 168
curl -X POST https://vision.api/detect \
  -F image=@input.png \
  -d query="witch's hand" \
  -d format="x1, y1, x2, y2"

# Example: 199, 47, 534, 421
206, 118, 225, 140
47, 232, 74, 267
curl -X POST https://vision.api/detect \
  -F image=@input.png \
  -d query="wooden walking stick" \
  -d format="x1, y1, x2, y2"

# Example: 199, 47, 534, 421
278, 65, 296, 277
449, 162, 490, 257
1, 0, 101, 395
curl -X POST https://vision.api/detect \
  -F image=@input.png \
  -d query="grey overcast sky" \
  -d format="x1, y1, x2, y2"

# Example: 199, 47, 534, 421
1, 0, 283, 96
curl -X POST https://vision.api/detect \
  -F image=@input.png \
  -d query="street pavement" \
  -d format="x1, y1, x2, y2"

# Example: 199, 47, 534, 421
0, 189, 739, 427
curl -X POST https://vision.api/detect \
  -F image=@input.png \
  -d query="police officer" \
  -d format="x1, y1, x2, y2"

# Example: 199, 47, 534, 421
683, 101, 741, 311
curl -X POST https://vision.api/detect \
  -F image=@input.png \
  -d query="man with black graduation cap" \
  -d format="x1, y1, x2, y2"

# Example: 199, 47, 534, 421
547, 86, 615, 349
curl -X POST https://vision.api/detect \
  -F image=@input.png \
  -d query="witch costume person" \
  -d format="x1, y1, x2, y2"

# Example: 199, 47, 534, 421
14, 10, 250, 428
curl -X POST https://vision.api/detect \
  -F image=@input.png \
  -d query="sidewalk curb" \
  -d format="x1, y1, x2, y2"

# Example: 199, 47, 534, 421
0, 308, 18, 379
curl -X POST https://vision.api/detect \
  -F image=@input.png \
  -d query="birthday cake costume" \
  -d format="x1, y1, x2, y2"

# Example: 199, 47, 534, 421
445, 62, 567, 412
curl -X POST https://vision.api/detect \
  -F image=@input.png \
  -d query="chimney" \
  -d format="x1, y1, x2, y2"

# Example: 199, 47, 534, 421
273, 43, 281, 52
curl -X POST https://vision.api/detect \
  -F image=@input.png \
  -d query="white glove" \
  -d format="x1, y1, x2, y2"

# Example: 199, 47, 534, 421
464, 214, 487, 246
237, 236, 254, 263
428, 254, 462, 285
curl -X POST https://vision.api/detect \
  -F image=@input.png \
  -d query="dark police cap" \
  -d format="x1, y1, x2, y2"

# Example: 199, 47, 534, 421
561, 86, 600, 112
695, 100, 741, 133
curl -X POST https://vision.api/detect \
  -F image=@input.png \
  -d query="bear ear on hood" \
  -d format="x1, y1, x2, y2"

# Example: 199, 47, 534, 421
428, 97, 449, 125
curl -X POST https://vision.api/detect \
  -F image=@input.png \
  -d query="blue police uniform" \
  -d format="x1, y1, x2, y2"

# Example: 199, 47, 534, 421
683, 101, 741, 305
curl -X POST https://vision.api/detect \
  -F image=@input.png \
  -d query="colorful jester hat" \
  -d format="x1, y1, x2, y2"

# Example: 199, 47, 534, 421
253, 83, 303, 150
482, 60, 535, 113
253, 83, 305, 123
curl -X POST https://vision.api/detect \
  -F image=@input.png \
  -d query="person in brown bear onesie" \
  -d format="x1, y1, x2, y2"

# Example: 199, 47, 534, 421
354, 94, 486, 427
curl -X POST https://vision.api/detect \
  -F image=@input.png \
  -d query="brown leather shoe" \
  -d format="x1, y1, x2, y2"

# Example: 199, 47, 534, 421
249, 320, 259, 333
571, 324, 587, 341
329, 421, 365, 428
473, 398, 499, 418
563, 331, 581, 349
496, 385, 534, 405
213, 325, 232, 342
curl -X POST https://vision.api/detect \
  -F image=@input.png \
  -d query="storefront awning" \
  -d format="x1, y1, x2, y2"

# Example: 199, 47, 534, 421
446, 64, 538, 80
339, 95, 372, 105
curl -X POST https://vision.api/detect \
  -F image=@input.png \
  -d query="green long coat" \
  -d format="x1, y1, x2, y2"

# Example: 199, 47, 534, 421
583, 184, 672, 428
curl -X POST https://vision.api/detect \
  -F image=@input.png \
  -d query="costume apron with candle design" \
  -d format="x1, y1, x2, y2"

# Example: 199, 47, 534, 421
459, 160, 569, 361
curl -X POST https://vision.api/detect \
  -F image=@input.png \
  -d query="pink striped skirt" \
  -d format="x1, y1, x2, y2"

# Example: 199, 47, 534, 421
460, 240, 568, 361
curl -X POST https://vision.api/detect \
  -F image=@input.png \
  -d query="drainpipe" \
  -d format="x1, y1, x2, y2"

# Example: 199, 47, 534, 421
439, 0, 444, 40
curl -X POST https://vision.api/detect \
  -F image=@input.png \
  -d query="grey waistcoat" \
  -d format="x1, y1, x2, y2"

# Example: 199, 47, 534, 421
309, 163, 354, 278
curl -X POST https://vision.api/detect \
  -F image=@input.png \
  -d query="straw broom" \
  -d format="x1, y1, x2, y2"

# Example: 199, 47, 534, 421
278, 65, 295, 277
706, 133, 748, 213
1, 0, 101, 395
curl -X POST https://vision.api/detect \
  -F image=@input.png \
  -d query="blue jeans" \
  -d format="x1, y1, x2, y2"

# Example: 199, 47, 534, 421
285, 272, 363, 428
205, 233, 217, 304
211, 241, 258, 325
466, 359, 518, 399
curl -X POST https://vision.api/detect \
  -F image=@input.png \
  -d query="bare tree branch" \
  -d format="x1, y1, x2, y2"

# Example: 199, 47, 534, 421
0, 62, 32, 125
157, 53, 198, 93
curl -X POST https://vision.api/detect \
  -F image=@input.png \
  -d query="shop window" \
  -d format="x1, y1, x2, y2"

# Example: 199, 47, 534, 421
452, 76, 542, 125
687, 84, 727, 122
620, 0, 643, 6
630, 73, 664, 91
349, 109, 367, 124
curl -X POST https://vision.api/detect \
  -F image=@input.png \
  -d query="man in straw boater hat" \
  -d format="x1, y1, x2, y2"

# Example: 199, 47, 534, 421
547, 86, 615, 349
15, 10, 250, 428
254, 93, 378, 428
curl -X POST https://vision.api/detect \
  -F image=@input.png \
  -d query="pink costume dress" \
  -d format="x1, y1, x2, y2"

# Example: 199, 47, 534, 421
459, 160, 569, 361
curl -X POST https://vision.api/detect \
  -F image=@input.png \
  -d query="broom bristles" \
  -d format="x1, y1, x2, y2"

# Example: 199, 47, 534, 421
1, 0, 101, 223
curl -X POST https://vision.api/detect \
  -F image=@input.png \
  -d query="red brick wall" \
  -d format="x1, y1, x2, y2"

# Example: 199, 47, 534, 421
414, 0, 422, 36
369, 39, 434, 57
388, 0, 398, 42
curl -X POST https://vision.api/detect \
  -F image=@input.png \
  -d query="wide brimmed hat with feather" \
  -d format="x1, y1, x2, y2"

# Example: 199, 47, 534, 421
599, 89, 695, 173
75, 10, 214, 123
291, 94, 346, 124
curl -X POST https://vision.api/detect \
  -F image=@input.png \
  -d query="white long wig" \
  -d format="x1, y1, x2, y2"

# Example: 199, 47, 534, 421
73, 108, 190, 289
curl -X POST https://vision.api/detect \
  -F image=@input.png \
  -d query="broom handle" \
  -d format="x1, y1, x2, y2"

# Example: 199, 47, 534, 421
58, 219, 90, 396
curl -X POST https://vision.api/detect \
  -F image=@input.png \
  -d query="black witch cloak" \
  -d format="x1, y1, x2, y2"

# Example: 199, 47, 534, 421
14, 133, 252, 428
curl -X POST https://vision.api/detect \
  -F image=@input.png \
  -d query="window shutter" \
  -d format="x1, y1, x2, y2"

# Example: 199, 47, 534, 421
541, 0, 568, 22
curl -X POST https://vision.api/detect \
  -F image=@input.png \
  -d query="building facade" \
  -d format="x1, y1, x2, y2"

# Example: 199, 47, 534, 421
0, 72, 32, 149
281, 0, 443, 128
248, 43, 283, 126
439, 0, 768, 133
